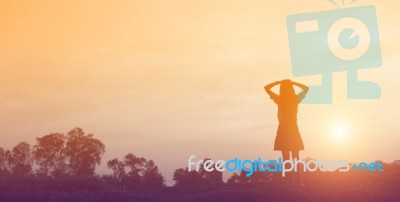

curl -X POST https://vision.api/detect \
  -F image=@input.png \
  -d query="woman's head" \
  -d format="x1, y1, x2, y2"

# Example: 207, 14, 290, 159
279, 80, 297, 101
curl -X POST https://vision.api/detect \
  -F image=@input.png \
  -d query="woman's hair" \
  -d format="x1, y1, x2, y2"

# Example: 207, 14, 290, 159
279, 80, 297, 105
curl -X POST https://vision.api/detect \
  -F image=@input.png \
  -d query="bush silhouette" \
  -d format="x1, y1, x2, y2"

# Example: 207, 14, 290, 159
173, 158, 223, 187
107, 153, 164, 188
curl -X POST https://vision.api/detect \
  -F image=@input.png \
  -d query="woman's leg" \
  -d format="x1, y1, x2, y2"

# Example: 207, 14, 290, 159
282, 150, 290, 161
281, 150, 292, 184
292, 150, 304, 186
292, 150, 299, 161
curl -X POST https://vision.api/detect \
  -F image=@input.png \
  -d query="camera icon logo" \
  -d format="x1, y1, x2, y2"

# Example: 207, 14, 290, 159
287, 5, 382, 104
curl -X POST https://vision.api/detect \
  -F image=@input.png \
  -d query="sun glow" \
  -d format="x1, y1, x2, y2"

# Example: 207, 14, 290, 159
332, 123, 349, 140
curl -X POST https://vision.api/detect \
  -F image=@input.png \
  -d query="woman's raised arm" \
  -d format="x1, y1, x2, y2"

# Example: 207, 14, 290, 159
264, 81, 280, 102
292, 81, 309, 102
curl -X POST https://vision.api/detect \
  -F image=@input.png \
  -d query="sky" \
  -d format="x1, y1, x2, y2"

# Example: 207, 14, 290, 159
0, 0, 399, 185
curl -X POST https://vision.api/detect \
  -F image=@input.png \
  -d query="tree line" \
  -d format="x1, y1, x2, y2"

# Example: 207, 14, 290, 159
0, 127, 225, 189
1, 127, 399, 190
0, 127, 164, 188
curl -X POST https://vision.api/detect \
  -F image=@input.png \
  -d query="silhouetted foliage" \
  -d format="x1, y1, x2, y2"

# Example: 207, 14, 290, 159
0, 127, 166, 193
64, 128, 105, 176
124, 153, 146, 187
9, 142, 33, 176
142, 159, 164, 187
173, 158, 223, 187
33, 133, 67, 177
107, 153, 164, 188
0, 128, 399, 202
107, 158, 126, 182
0, 147, 11, 175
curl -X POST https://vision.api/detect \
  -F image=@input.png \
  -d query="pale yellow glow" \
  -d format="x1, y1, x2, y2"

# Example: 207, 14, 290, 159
332, 123, 349, 141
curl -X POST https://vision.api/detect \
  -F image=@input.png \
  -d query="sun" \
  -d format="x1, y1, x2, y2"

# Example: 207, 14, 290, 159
332, 123, 349, 140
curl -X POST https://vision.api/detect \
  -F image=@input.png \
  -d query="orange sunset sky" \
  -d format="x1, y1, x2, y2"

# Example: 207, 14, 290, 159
0, 0, 399, 183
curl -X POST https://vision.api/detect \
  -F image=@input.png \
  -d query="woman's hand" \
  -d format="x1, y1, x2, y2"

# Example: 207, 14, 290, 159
264, 81, 281, 102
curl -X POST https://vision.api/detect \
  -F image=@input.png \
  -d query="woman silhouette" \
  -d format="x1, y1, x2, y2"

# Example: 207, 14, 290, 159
264, 79, 309, 185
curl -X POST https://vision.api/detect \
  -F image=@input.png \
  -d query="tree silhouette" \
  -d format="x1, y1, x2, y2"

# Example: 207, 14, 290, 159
142, 160, 164, 187
64, 127, 105, 176
33, 133, 67, 177
107, 153, 164, 188
123, 153, 146, 187
173, 167, 202, 186
0, 147, 11, 175
173, 158, 223, 187
107, 158, 126, 183
8, 142, 32, 176
0, 129, 398, 201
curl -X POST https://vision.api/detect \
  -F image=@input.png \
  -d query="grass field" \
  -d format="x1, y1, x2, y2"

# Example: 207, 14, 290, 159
1, 173, 399, 202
